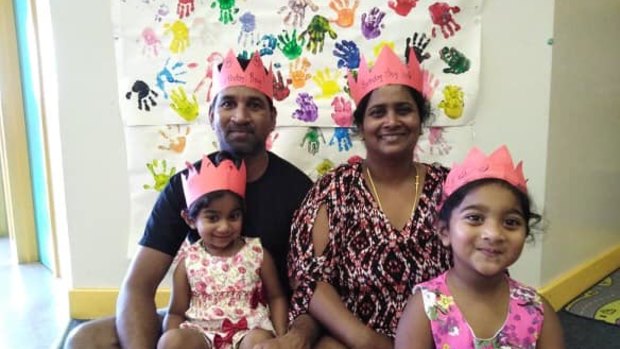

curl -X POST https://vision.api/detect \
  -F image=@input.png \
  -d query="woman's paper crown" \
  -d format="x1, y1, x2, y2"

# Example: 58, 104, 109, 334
182, 155, 247, 208
442, 145, 528, 205
210, 50, 274, 100
347, 45, 423, 105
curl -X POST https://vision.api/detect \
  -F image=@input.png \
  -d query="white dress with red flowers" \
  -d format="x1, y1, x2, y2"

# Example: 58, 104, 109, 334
180, 237, 274, 349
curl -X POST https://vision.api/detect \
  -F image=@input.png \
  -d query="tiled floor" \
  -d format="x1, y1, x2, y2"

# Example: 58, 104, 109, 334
0, 237, 70, 349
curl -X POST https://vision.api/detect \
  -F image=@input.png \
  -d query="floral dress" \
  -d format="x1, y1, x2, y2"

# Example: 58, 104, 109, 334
288, 160, 452, 338
180, 237, 274, 349
415, 272, 544, 349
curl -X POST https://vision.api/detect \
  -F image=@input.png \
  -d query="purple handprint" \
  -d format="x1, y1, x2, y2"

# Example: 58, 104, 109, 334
333, 40, 360, 69
292, 92, 318, 122
329, 127, 353, 152
238, 12, 258, 48
361, 7, 386, 40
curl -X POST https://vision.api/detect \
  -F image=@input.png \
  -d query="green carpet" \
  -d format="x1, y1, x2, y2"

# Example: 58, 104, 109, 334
564, 268, 620, 327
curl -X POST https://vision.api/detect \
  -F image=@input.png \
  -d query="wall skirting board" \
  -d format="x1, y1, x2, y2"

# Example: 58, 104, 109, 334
69, 244, 620, 319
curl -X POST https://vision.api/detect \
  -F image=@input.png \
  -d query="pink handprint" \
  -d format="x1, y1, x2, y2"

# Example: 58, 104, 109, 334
428, 127, 452, 155
141, 27, 161, 57
194, 52, 223, 101
330, 96, 352, 127
361, 7, 386, 40
428, 2, 461, 39
292, 92, 318, 122
177, 0, 195, 19
421, 69, 440, 100
388, 0, 419, 17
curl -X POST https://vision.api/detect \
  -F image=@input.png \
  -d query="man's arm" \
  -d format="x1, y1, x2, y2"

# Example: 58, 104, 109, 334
116, 246, 173, 348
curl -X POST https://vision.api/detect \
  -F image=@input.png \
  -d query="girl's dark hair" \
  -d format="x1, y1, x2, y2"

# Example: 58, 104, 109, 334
352, 85, 430, 128
185, 151, 245, 220
438, 178, 541, 237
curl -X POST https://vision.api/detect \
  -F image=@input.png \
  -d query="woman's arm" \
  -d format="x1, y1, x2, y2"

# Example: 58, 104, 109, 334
394, 292, 434, 349
261, 249, 289, 336
536, 297, 565, 349
162, 257, 191, 332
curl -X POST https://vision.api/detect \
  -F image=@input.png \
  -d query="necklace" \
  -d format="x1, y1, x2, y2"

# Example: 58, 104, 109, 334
366, 164, 420, 214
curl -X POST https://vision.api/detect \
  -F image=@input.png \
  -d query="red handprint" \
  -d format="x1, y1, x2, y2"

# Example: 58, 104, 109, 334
388, 0, 418, 17
429, 2, 461, 39
273, 70, 291, 101
177, 0, 195, 19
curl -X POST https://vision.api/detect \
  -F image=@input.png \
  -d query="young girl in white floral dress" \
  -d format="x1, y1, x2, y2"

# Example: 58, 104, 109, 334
157, 152, 287, 349
395, 146, 565, 349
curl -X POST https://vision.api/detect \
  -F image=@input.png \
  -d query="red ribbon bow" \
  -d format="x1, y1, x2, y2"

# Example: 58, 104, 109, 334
213, 317, 249, 348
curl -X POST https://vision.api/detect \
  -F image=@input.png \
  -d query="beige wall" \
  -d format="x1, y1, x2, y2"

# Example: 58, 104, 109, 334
542, 0, 620, 285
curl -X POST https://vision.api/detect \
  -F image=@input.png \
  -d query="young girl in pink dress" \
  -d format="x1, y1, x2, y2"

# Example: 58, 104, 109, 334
157, 152, 287, 349
395, 145, 565, 349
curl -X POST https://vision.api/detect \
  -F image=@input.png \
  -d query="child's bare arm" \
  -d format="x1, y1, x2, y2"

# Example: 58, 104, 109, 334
163, 257, 191, 332
260, 250, 288, 336
394, 292, 434, 349
537, 297, 565, 349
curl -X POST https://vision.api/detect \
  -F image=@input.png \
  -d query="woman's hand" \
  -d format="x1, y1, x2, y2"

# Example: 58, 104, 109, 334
351, 329, 393, 349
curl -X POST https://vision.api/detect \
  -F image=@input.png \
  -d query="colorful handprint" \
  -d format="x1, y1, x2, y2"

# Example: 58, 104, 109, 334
421, 69, 440, 100
313, 68, 341, 99
278, 0, 319, 28
405, 32, 431, 63
333, 40, 360, 69
427, 127, 452, 155
329, 128, 352, 152
238, 12, 258, 48
361, 7, 386, 40
154, 4, 170, 22
259, 34, 277, 56
126, 80, 158, 112
316, 159, 335, 177
292, 92, 319, 122
141, 28, 161, 57
156, 58, 187, 99
143, 159, 176, 192
439, 47, 470, 74
300, 127, 325, 155
211, 0, 239, 24
330, 96, 353, 126
277, 29, 305, 60
388, 0, 419, 17
158, 125, 190, 153
289, 58, 312, 89
438, 85, 464, 119
169, 87, 200, 122
273, 70, 291, 101
164, 20, 190, 53
299, 15, 338, 54
429, 2, 461, 39
328, 0, 359, 28
177, 0, 195, 19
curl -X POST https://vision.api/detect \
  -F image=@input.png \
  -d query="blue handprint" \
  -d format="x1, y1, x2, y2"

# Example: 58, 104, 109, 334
259, 34, 277, 56
238, 11, 257, 48
156, 58, 187, 99
292, 92, 318, 122
361, 7, 386, 40
333, 40, 360, 69
329, 127, 353, 152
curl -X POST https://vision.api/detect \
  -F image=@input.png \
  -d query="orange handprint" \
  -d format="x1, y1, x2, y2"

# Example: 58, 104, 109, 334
158, 125, 190, 153
289, 58, 312, 89
329, 0, 359, 28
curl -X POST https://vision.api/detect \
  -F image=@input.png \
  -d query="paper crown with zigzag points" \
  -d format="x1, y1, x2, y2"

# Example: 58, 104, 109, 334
210, 50, 274, 100
347, 45, 423, 105
442, 145, 528, 206
182, 155, 246, 207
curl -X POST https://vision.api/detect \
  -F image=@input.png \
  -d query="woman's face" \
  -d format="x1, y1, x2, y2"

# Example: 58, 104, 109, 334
360, 85, 421, 159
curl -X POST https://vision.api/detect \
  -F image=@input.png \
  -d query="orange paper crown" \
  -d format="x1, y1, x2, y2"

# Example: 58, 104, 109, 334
210, 50, 274, 100
347, 45, 423, 105
182, 155, 247, 207
442, 145, 528, 205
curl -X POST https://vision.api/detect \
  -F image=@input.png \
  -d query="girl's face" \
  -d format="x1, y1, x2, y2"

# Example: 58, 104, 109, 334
440, 183, 527, 278
189, 193, 243, 255
360, 85, 421, 160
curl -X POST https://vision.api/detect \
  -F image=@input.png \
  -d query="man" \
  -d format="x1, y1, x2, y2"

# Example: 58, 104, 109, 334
66, 51, 320, 348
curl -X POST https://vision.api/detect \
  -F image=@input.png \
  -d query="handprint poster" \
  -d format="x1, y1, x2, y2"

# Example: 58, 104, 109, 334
112, 0, 481, 254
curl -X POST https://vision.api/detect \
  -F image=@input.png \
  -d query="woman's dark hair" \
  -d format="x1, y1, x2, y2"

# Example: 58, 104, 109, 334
438, 178, 541, 237
185, 151, 245, 220
352, 85, 430, 128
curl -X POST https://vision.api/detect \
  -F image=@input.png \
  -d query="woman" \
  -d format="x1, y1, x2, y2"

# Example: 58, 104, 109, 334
287, 46, 452, 349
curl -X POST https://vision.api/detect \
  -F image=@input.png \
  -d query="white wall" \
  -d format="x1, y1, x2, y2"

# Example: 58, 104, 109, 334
51, 0, 614, 291
543, 0, 620, 284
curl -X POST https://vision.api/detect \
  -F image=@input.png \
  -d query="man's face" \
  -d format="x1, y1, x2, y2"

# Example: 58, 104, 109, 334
209, 86, 276, 157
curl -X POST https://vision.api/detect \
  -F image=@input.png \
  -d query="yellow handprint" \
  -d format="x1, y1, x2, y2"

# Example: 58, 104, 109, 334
312, 67, 341, 99
170, 87, 199, 122
316, 159, 334, 177
164, 20, 190, 54
373, 41, 395, 59
289, 57, 312, 89
438, 85, 464, 119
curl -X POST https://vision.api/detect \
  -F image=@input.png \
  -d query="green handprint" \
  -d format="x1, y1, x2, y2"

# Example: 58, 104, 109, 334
299, 15, 338, 54
170, 86, 199, 122
300, 127, 325, 155
211, 0, 239, 24
312, 68, 341, 99
164, 20, 190, 54
143, 159, 176, 192
277, 29, 305, 60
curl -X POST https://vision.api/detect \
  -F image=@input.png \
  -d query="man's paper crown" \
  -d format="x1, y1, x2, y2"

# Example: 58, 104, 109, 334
347, 45, 423, 105
442, 145, 528, 205
210, 50, 274, 100
182, 155, 246, 208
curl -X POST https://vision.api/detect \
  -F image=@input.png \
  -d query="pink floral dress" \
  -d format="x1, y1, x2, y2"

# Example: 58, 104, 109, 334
415, 272, 544, 349
180, 237, 274, 349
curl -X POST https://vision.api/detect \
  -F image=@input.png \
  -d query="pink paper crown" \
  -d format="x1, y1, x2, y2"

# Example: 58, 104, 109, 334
442, 145, 528, 205
182, 155, 247, 207
347, 45, 423, 105
210, 50, 274, 100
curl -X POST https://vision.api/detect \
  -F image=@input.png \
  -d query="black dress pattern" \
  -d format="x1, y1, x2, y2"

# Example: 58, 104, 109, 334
287, 161, 453, 338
